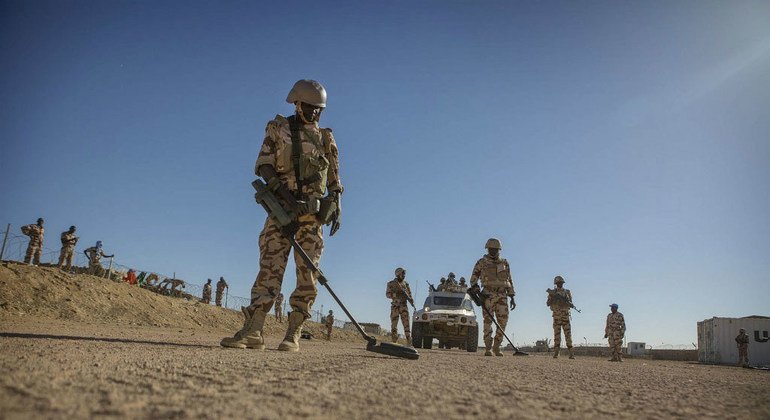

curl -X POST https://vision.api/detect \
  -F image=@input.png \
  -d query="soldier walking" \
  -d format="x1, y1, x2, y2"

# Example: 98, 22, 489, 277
547, 276, 575, 359
84, 241, 113, 277
386, 267, 413, 343
58, 225, 78, 271
325, 310, 334, 341
274, 292, 284, 322
202, 279, 212, 304
21, 218, 45, 265
469, 238, 516, 357
215, 277, 229, 307
605, 303, 626, 362
221, 79, 343, 352
736, 328, 750, 367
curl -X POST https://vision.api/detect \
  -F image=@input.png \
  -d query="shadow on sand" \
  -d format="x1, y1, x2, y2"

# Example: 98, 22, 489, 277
0, 332, 217, 349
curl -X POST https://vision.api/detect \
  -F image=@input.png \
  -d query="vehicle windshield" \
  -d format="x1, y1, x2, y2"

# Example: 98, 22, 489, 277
433, 296, 464, 307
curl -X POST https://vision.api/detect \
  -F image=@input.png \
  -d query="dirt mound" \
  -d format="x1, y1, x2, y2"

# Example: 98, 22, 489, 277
0, 263, 365, 341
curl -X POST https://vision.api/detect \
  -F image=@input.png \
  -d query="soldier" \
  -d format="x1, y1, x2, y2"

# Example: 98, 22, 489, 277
325, 310, 334, 341
736, 328, 749, 367
274, 292, 284, 322
20, 218, 45, 265
459, 277, 467, 288
547, 276, 574, 359
446, 272, 457, 286
221, 79, 343, 352
469, 238, 516, 357
58, 225, 78, 271
386, 267, 413, 343
83, 241, 113, 277
202, 279, 212, 303
437, 277, 446, 291
605, 303, 626, 362
215, 277, 229, 307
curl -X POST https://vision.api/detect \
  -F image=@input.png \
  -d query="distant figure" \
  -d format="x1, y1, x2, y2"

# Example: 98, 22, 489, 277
84, 241, 113, 277
437, 277, 446, 291
160, 278, 185, 297
736, 328, 750, 367
547, 276, 575, 359
274, 292, 284, 322
605, 303, 626, 362
58, 225, 78, 271
459, 277, 467, 288
215, 277, 229, 307
202, 279, 213, 304
386, 267, 412, 343
123, 269, 137, 285
20, 218, 45, 265
325, 310, 334, 341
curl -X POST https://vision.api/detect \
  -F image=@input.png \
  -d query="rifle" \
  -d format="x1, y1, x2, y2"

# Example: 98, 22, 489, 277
466, 286, 528, 356
426, 280, 435, 292
396, 280, 416, 310
546, 288, 581, 313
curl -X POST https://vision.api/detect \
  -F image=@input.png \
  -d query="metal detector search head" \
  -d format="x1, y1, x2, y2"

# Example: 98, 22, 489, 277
366, 337, 420, 360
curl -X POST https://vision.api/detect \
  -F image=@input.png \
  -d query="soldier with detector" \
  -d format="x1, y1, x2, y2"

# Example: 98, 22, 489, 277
58, 225, 78, 271
215, 277, 229, 307
736, 328, 749, 367
605, 303, 626, 362
386, 267, 413, 343
469, 238, 516, 356
547, 275, 575, 359
21, 218, 45, 265
221, 79, 342, 352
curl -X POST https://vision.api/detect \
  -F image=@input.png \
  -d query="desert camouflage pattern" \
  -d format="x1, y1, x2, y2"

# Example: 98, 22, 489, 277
215, 278, 228, 306
84, 246, 107, 276
605, 311, 626, 360
274, 293, 284, 322
58, 231, 78, 270
202, 283, 212, 303
385, 279, 412, 342
470, 255, 515, 348
736, 331, 749, 367
21, 224, 44, 265
547, 288, 573, 349
325, 313, 334, 340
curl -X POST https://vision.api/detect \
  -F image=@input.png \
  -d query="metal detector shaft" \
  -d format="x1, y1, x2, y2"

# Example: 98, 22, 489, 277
476, 295, 524, 354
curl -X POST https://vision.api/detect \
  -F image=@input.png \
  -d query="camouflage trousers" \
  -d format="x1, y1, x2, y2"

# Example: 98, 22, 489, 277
482, 293, 509, 347
249, 214, 323, 317
58, 246, 75, 270
202, 289, 211, 303
390, 301, 410, 341
326, 324, 333, 340
24, 241, 42, 265
552, 309, 573, 348
88, 260, 104, 277
608, 331, 623, 359
738, 346, 748, 366
274, 302, 283, 321
215, 290, 224, 306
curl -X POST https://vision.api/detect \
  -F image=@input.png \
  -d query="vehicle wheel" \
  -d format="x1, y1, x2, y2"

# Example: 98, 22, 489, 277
412, 323, 423, 348
466, 325, 479, 352
423, 336, 433, 349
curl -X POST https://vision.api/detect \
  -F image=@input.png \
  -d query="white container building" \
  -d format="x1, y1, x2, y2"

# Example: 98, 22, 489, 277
697, 316, 770, 366
626, 342, 646, 356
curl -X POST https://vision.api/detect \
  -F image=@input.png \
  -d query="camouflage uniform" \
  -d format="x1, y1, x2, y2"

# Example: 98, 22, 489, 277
58, 230, 78, 270
215, 278, 228, 306
605, 310, 626, 361
202, 281, 212, 303
325, 312, 334, 341
470, 255, 515, 353
84, 245, 108, 276
386, 279, 412, 342
736, 330, 749, 367
547, 285, 574, 358
21, 223, 44, 265
274, 293, 284, 322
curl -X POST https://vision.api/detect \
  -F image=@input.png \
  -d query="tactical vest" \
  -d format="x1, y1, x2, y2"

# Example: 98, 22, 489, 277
272, 115, 331, 197
479, 258, 511, 291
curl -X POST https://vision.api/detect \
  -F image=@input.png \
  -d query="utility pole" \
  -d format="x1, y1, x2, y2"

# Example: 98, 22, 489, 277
0, 224, 10, 262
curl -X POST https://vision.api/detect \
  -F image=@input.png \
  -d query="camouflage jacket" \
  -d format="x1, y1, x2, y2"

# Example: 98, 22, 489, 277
255, 114, 343, 198
275, 294, 284, 305
216, 279, 228, 292
21, 224, 44, 245
470, 255, 514, 296
547, 288, 573, 311
325, 314, 334, 327
203, 283, 212, 295
736, 332, 749, 347
60, 231, 78, 248
385, 279, 412, 304
605, 312, 626, 335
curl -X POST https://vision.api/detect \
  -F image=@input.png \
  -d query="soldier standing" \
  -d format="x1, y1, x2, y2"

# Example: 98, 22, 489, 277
221, 79, 343, 352
736, 328, 750, 367
547, 276, 574, 359
437, 277, 446, 291
215, 277, 229, 307
605, 303, 626, 362
274, 292, 284, 322
459, 277, 467, 288
21, 218, 45, 265
325, 310, 334, 341
202, 279, 212, 303
469, 238, 516, 357
386, 267, 413, 343
84, 241, 113, 276
58, 225, 78, 271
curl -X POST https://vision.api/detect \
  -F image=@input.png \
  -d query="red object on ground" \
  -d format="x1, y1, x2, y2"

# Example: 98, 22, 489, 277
123, 270, 137, 285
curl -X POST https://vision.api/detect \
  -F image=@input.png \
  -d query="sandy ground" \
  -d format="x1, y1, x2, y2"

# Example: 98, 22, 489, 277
1, 317, 768, 419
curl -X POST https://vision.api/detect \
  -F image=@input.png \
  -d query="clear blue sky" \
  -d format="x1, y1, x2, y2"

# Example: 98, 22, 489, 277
2, 0, 769, 346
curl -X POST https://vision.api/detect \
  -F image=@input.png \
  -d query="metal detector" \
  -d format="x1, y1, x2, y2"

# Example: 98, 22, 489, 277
467, 287, 528, 356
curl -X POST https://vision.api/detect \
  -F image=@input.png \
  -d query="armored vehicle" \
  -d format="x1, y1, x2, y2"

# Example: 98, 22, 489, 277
412, 289, 478, 352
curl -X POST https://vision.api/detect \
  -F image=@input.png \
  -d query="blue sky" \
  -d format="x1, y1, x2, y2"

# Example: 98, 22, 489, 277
2, 0, 769, 346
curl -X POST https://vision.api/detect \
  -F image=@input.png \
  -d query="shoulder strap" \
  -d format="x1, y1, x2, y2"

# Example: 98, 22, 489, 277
289, 116, 303, 197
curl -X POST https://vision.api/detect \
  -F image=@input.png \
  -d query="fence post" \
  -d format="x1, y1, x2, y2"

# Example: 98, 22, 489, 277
225, 287, 228, 308
106, 257, 114, 279
0, 223, 9, 261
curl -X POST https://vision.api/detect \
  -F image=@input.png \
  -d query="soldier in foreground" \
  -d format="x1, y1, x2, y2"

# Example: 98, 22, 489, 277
215, 277, 228, 307
202, 279, 212, 304
469, 238, 516, 356
21, 218, 45, 265
84, 241, 113, 277
58, 225, 78, 271
547, 276, 575, 359
736, 328, 749, 367
221, 79, 342, 352
386, 267, 413, 343
274, 292, 284, 322
325, 310, 334, 341
605, 303, 626, 362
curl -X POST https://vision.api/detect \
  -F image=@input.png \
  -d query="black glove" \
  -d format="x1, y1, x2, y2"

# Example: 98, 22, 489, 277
330, 193, 342, 236
509, 296, 516, 310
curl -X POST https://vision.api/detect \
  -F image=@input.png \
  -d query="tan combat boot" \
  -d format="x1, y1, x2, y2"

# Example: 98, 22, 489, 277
277, 311, 307, 352
553, 347, 560, 358
568, 347, 575, 359
391, 331, 399, 343
484, 339, 493, 356
220, 306, 266, 349
493, 338, 504, 356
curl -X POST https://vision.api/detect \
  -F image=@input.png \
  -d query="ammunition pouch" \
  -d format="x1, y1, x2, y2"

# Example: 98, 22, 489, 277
317, 195, 338, 224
